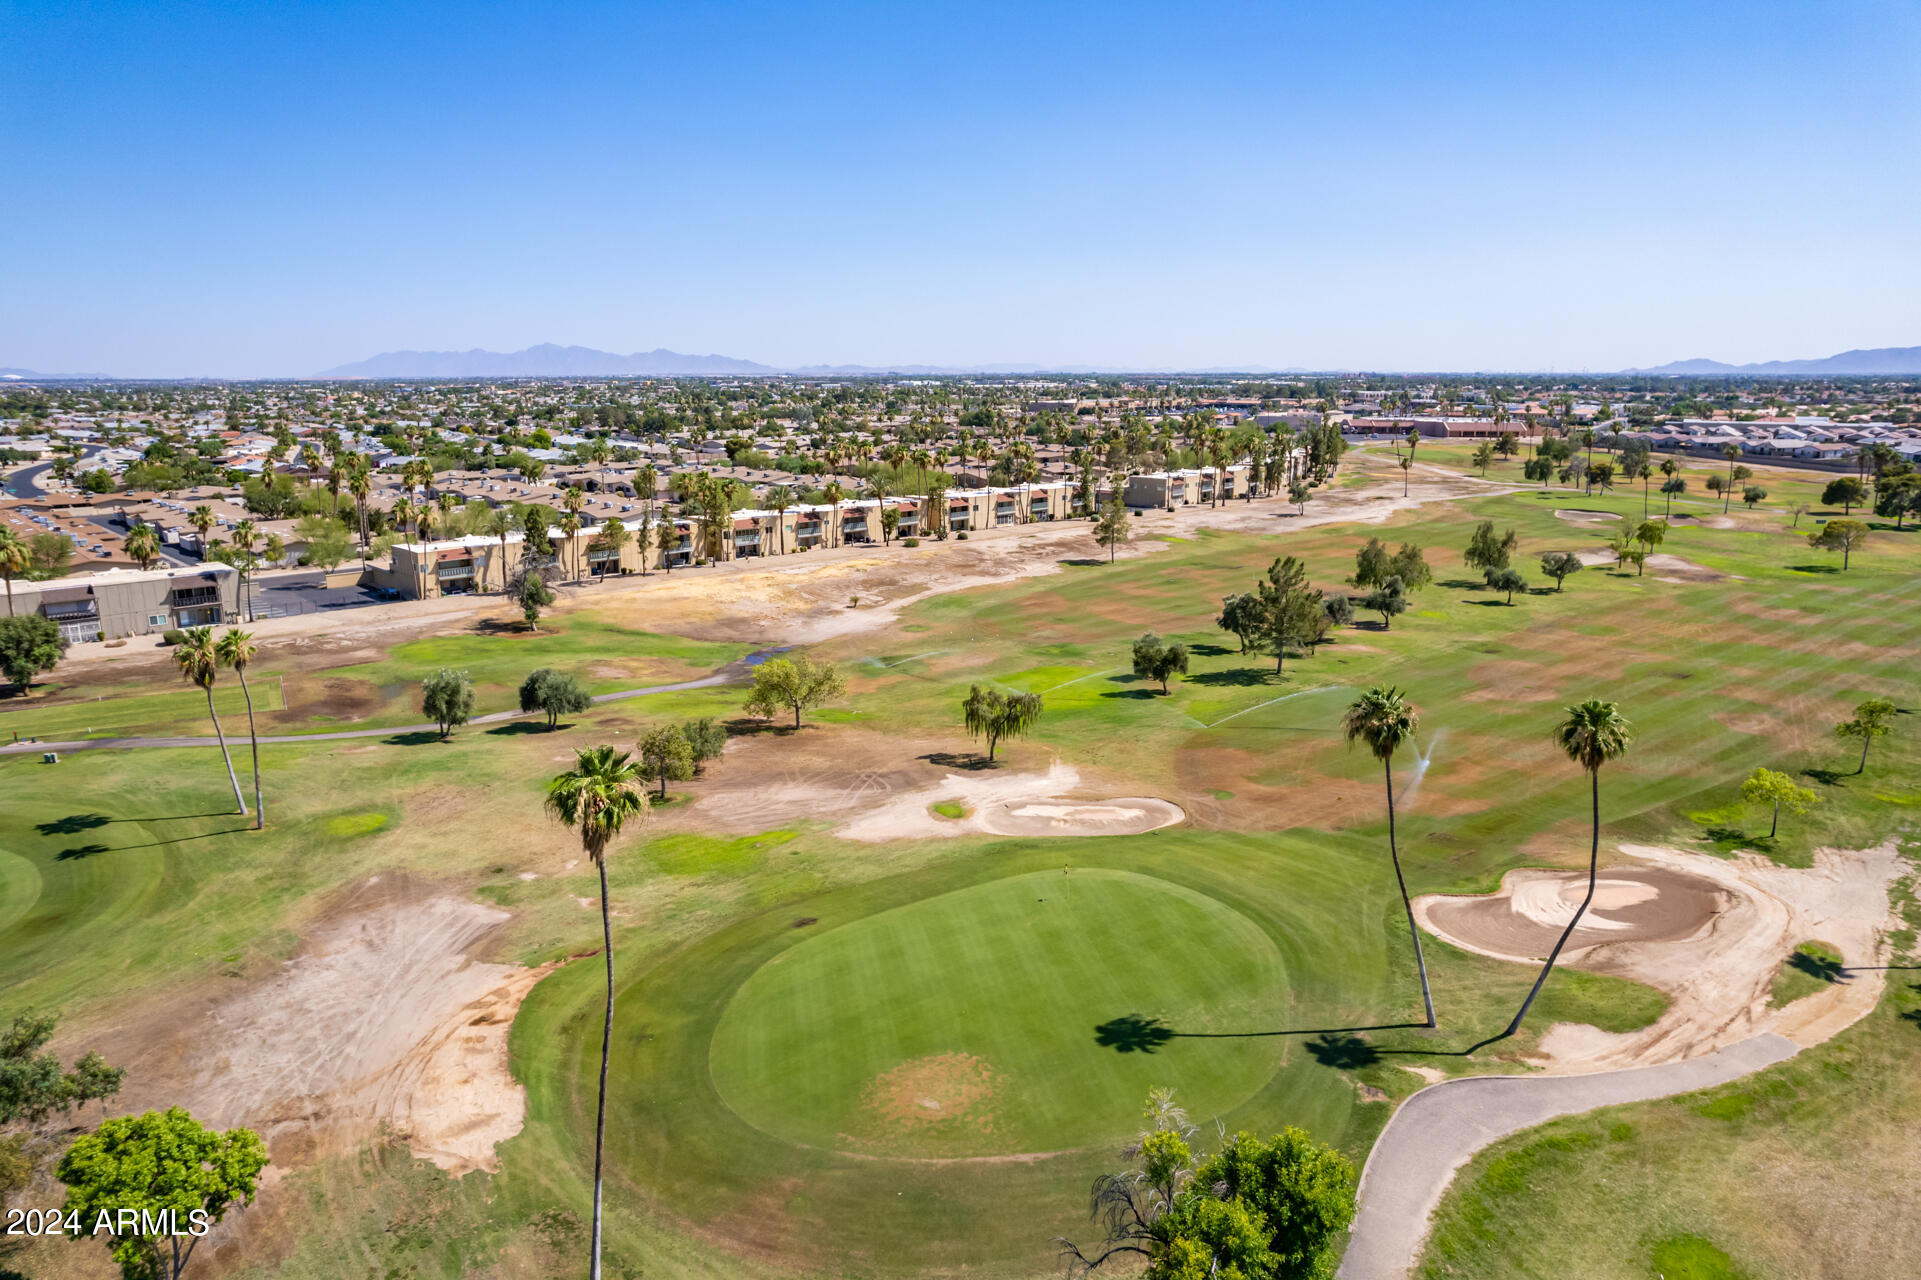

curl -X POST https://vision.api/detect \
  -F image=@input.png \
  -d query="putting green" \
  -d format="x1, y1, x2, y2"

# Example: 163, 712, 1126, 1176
708, 868, 1288, 1157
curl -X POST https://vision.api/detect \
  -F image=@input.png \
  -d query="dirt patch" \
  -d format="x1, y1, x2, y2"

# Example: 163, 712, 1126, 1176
1553, 509, 1621, 525
836, 760, 1184, 841
115, 893, 547, 1176
1418, 842, 1905, 1072
860, 1053, 1001, 1135
1646, 552, 1734, 583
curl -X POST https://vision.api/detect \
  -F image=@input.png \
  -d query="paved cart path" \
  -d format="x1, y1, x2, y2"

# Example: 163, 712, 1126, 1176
1336, 1032, 1800, 1279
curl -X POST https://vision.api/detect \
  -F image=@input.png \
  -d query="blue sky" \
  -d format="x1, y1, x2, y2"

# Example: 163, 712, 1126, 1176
4, 1, 1918, 376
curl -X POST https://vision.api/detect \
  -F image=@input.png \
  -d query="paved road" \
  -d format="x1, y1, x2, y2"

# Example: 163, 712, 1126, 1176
0, 652, 773, 755
1337, 1033, 1800, 1279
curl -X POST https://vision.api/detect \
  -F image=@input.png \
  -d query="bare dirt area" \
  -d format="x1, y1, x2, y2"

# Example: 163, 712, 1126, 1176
1645, 552, 1735, 583
836, 760, 1185, 841
1415, 842, 1906, 1072
114, 890, 547, 1177
859, 1053, 1002, 1137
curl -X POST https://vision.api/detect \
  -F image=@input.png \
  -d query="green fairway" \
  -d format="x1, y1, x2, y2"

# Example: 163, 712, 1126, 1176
710, 869, 1286, 1157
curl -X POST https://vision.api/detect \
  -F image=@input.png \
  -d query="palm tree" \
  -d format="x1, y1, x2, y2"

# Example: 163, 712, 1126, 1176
487, 507, 516, 591
346, 460, 372, 553
765, 485, 792, 554
174, 627, 248, 817
1505, 700, 1633, 1038
823, 480, 845, 547
559, 511, 582, 582
413, 502, 437, 599
0, 528, 26, 615
1342, 687, 1436, 1028
188, 504, 216, 555
230, 519, 258, 621
124, 524, 162, 570
1658, 458, 1680, 516
545, 746, 651, 1280
1721, 443, 1740, 513
216, 628, 265, 830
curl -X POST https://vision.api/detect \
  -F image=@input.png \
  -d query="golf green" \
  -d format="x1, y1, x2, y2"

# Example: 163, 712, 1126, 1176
708, 868, 1288, 1158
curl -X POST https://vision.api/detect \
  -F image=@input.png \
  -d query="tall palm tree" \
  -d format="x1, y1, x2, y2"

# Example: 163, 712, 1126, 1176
1505, 699, 1633, 1037
346, 460, 372, 552
487, 507, 516, 591
559, 511, 582, 582
545, 746, 651, 1280
188, 504, 216, 554
413, 502, 437, 599
1342, 686, 1436, 1028
0, 528, 26, 615
822, 480, 845, 547
765, 485, 792, 554
174, 627, 248, 817
216, 628, 264, 830
230, 519, 258, 621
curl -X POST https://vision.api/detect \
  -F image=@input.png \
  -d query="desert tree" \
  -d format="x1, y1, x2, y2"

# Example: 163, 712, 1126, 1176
1484, 565, 1527, 603
638, 724, 695, 797
1835, 696, 1898, 774
1506, 699, 1632, 1037
679, 717, 727, 771
961, 684, 1043, 762
57, 1107, 267, 1280
743, 655, 847, 729
0, 614, 65, 691
1807, 518, 1869, 569
1362, 575, 1407, 629
1822, 475, 1866, 514
1215, 593, 1264, 654
1131, 633, 1189, 694
544, 746, 650, 1280
1352, 537, 1392, 589
1740, 767, 1820, 839
1342, 686, 1436, 1026
1463, 520, 1518, 574
518, 667, 592, 729
1539, 550, 1583, 591
421, 667, 475, 739
1093, 492, 1131, 562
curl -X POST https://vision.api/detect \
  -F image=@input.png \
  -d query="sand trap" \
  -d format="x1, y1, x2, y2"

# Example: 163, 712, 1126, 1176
1420, 867, 1728, 960
147, 896, 545, 1175
1416, 842, 1905, 1072
837, 761, 1184, 841
1553, 508, 1621, 524
979, 797, 1186, 837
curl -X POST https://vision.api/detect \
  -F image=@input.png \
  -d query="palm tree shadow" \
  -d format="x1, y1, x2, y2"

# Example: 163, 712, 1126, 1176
56, 843, 112, 860
36, 813, 111, 836
1094, 1014, 1175, 1053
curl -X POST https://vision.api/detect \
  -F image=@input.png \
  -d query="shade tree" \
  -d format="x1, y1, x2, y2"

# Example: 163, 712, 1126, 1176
1834, 697, 1897, 773
421, 667, 475, 739
56, 1107, 267, 1280
1463, 520, 1518, 574
0, 613, 65, 690
1131, 633, 1190, 694
1484, 565, 1527, 603
1807, 518, 1869, 569
519, 667, 592, 729
1539, 551, 1583, 591
638, 725, 695, 797
960, 684, 1044, 762
1740, 767, 1820, 839
742, 655, 847, 729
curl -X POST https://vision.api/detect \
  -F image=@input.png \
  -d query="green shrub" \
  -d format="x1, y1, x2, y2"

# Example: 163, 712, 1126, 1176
956, 531, 969, 540
160, 629, 186, 646
902, 536, 920, 547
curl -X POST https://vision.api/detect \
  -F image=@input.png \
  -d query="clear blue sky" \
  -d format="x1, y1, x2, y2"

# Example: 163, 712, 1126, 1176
4, 1, 1917, 377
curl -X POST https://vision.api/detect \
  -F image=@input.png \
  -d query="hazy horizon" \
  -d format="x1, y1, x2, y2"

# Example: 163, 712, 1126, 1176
6, 0, 1918, 379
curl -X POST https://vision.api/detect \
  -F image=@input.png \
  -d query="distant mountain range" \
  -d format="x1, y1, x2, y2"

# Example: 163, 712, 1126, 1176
315, 346, 1294, 378
1628, 346, 1921, 376
5, 343, 1918, 381
315, 344, 776, 378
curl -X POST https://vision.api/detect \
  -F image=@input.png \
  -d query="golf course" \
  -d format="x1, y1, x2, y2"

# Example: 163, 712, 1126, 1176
2, 445, 1916, 1280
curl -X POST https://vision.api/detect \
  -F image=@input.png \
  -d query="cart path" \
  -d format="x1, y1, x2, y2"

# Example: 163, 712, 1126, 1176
1336, 1032, 1799, 1280
0, 651, 776, 755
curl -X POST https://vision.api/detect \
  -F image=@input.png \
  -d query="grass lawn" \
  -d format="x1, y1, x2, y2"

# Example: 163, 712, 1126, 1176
1768, 940, 1847, 1007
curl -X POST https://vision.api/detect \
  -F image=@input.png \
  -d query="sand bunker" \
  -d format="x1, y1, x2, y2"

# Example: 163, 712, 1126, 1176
838, 761, 1184, 841
1420, 867, 1730, 961
159, 896, 543, 1174
1553, 508, 1621, 524
1416, 842, 1905, 1072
